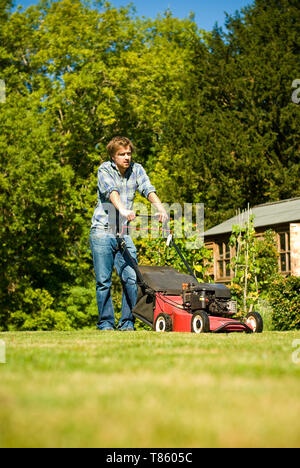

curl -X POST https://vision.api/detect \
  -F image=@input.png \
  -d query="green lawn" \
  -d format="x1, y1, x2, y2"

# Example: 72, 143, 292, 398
0, 329, 300, 448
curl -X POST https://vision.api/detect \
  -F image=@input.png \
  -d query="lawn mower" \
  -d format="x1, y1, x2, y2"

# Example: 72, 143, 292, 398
117, 218, 263, 334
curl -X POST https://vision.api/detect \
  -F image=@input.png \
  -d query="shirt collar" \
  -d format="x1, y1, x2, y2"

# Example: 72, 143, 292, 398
110, 160, 133, 178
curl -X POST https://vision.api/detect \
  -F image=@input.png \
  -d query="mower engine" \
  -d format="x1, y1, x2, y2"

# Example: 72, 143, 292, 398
182, 283, 237, 317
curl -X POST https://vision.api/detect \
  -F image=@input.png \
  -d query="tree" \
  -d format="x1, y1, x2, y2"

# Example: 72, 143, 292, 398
0, 1, 203, 329
150, 0, 300, 228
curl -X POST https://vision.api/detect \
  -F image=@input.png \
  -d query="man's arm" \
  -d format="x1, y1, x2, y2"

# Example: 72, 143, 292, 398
110, 190, 167, 223
109, 191, 136, 222
134, 164, 168, 223
147, 192, 168, 223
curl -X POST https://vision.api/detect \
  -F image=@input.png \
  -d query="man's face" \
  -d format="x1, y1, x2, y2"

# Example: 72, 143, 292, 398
112, 145, 132, 174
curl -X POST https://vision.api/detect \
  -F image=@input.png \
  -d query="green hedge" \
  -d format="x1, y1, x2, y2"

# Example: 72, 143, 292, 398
4, 276, 152, 331
268, 276, 300, 331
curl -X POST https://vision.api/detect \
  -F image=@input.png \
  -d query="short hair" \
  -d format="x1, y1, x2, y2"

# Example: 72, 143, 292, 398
106, 136, 135, 159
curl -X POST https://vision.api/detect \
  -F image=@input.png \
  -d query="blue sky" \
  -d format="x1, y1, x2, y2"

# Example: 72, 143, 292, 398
13, 0, 253, 30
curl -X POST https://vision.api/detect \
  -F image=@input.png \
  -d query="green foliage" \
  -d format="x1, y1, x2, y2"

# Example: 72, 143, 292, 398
135, 218, 213, 283
230, 215, 260, 314
151, 0, 300, 226
268, 276, 300, 331
229, 215, 279, 314
254, 230, 280, 289
8, 288, 71, 331
57, 283, 98, 330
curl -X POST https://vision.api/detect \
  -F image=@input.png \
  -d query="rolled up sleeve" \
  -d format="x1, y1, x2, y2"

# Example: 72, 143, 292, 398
98, 167, 120, 200
136, 164, 156, 199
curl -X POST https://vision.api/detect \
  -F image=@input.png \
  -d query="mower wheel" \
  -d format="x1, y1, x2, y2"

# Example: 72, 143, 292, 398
154, 313, 173, 332
245, 312, 263, 333
191, 311, 210, 334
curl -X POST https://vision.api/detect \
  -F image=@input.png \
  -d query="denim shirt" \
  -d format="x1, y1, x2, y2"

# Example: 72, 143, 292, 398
91, 160, 156, 231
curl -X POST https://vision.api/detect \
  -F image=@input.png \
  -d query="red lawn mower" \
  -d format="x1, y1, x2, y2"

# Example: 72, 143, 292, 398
117, 221, 263, 334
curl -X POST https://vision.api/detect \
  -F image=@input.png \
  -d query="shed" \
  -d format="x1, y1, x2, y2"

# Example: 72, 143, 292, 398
204, 198, 300, 282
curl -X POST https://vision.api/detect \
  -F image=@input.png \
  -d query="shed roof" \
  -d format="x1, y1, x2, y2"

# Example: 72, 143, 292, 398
204, 198, 300, 237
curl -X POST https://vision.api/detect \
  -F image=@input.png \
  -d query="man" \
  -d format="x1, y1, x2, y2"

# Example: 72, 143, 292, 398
90, 136, 168, 331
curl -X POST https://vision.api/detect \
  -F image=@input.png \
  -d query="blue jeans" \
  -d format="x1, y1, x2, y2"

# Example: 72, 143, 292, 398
89, 230, 138, 330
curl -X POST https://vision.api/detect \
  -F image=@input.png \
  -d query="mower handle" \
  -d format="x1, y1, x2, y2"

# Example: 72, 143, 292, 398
118, 213, 199, 284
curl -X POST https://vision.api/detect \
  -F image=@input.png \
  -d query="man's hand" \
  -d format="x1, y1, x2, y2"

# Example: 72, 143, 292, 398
120, 208, 136, 222
148, 192, 169, 224
157, 209, 168, 224
110, 191, 136, 222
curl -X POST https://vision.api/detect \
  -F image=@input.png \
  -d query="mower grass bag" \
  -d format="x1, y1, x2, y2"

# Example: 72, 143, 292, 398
132, 266, 263, 334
